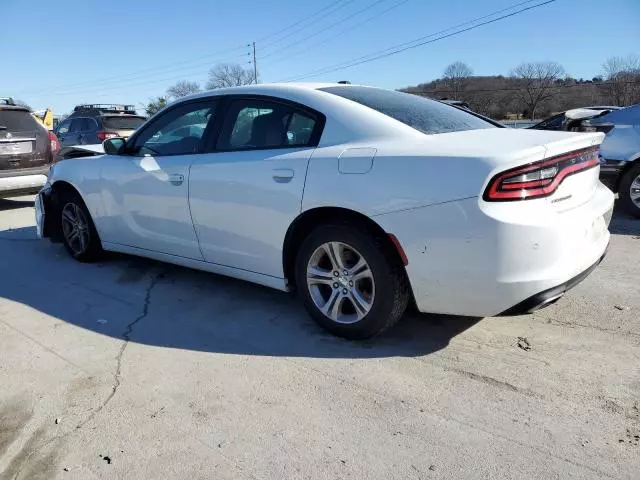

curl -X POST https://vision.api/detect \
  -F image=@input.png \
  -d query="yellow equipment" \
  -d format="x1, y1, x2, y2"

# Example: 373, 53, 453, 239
32, 108, 54, 130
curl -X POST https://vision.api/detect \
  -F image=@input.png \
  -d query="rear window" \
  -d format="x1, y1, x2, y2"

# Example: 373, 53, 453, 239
102, 116, 146, 130
320, 86, 495, 134
596, 105, 640, 124
0, 110, 41, 131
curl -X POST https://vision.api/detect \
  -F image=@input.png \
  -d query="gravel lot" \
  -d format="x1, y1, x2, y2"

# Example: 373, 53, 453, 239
0, 195, 638, 480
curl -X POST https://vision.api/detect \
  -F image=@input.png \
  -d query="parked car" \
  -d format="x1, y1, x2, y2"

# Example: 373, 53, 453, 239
529, 106, 622, 132
36, 84, 613, 339
54, 104, 146, 147
580, 104, 640, 217
1, 98, 60, 198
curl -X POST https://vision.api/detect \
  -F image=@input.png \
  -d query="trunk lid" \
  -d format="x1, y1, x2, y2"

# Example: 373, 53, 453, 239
398, 128, 604, 209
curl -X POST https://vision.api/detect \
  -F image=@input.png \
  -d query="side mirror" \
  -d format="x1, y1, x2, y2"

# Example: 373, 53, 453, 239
103, 137, 126, 155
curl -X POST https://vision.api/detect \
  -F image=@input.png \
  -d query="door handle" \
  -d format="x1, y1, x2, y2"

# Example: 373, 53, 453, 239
169, 173, 184, 186
272, 168, 294, 183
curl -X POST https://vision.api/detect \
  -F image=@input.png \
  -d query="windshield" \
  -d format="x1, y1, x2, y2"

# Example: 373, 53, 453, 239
102, 116, 146, 130
320, 86, 495, 135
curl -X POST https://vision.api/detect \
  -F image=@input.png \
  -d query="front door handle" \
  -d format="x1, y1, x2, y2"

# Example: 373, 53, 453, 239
169, 173, 184, 186
272, 168, 294, 183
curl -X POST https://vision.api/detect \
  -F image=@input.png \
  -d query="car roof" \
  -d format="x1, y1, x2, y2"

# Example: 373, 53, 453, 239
177, 82, 356, 102
0, 105, 30, 113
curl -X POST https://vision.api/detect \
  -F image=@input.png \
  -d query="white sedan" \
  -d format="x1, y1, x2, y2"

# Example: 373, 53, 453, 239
36, 84, 614, 339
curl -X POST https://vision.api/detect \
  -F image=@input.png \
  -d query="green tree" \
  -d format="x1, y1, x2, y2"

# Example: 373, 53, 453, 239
145, 96, 168, 116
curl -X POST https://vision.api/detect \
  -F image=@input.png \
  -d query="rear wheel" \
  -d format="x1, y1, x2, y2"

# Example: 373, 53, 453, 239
619, 163, 640, 218
59, 190, 103, 262
295, 224, 409, 339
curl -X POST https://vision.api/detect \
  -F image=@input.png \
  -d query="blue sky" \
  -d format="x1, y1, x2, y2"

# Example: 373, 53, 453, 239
2, 0, 639, 114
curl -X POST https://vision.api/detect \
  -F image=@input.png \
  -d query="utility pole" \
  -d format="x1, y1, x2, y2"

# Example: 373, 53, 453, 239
252, 42, 258, 84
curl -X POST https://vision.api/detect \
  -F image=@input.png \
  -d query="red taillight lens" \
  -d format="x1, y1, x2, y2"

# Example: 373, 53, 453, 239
483, 147, 600, 202
48, 131, 60, 154
97, 131, 118, 141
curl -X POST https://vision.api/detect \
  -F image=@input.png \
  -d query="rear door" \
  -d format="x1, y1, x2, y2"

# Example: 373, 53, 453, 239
0, 108, 50, 175
189, 96, 323, 278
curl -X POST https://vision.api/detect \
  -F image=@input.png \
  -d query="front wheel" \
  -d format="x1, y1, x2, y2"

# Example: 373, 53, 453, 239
59, 191, 103, 262
619, 163, 640, 218
295, 224, 409, 339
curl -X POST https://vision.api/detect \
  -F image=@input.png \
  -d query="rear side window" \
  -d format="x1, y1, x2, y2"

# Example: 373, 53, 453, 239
320, 86, 495, 134
217, 98, 318, 150
0, 110, 41, 131
103, 116, 146, 130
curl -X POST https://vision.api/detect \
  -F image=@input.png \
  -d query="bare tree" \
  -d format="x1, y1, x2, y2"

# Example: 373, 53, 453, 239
206, 63, 255, 89
166, 80, 201, 99
510, 61, 565, 119
602, 55, 640, 106
442, 61, 473, 100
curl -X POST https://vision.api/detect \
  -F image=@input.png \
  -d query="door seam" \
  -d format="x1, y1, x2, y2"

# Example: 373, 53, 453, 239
186, 161, 207, 260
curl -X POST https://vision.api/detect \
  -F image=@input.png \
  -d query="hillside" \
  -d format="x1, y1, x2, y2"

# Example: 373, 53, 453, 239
402, 76, 634, 120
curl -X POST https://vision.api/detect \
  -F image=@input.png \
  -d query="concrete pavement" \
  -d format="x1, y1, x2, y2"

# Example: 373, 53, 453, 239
1, 196, 639, 479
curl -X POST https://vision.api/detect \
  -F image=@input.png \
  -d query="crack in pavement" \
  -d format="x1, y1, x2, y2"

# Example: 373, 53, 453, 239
8, 271, 164, 480
76, 270, 164, 431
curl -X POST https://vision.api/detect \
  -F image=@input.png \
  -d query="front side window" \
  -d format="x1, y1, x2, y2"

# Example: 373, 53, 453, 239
217, 98, 317, 150
131, 101, 217, 156
320, 86, 495, 135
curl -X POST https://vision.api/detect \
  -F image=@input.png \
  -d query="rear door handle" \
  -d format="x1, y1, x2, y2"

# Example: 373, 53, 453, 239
169, 173, 184, 186
272, 168, 294, 183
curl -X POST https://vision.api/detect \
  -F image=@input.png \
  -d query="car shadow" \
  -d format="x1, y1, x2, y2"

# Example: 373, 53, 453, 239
0, 226, 481, 359
0, 198, 35, 211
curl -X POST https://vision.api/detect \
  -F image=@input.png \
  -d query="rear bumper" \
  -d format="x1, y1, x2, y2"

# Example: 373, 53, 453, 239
599, 160, 626, 192
375, 183, 614, 317
0, 174, 48, 198
499, 249, 607, 315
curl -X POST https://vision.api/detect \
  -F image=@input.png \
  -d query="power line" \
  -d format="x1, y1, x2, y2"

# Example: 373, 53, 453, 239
30, 57, 253, 99
14, 45, 251, 97
254, 0, 345, 44
280, 0, 552, 82
259, 1, 355, 53
259, 0, 392, 61
261, 0, 413, 68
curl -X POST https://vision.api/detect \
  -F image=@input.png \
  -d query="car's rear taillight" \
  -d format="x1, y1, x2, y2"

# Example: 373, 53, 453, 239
97, 131, 118, 141
483, 146, 600, 202
48, 131, 60, 155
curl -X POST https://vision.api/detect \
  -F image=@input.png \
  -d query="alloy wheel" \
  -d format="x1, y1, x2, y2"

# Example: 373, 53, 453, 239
630, 174, 640, 207
61, 202, 90, 255
306, 241, 375, 324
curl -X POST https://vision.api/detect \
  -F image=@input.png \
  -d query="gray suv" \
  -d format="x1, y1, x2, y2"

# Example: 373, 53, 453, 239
1, 98, 59, 198
55, 104, 146, 147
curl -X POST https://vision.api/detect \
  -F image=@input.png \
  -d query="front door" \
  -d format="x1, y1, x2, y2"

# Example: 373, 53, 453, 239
189, 96, 322, 278
98, 99, 219, 260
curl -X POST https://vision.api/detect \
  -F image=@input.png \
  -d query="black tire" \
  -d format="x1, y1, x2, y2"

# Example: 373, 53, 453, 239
294, 223, 409, 339
58, 190, 103, 262
619, 163, 640, 219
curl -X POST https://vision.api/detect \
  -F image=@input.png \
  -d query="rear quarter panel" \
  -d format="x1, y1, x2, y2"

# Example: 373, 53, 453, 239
301, 140, 542, 217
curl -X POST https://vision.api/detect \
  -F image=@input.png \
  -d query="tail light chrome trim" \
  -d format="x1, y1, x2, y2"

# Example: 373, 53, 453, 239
483, 147, 600, 202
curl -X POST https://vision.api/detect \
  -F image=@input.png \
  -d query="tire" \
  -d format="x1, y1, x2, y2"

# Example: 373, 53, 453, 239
618, 163, 640, 219
58, 190, 103, 262
294, 223, 409, 339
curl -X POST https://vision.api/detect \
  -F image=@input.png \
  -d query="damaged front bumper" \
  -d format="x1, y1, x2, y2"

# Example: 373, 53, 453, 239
35, 184, 54, 239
